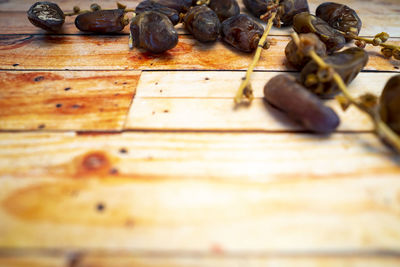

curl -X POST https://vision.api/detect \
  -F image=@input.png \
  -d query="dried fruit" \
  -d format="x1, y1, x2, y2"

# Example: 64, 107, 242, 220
243, 0, 309, 26
300, 47, 369, 98
221, 14, 264, 52
75, 9, 129, 33
184, 5, 221, 42
209, 0, 240, 22
316, 2, 362, 41
27, 1, 65, 32
136, 0, 180, 25
264, 74, 340, 133
130, 11, 178, 53
379, 75, 400, 134
153, 0, 193, 13
293, 12, 345, 53
285, 33, 327, 69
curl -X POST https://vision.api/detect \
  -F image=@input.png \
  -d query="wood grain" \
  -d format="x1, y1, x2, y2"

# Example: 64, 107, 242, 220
125, 72, 398, 132
0, 71, 140, 130
0, 131, 399, 251
0, 35, 399, 71
1, 0, 399, 37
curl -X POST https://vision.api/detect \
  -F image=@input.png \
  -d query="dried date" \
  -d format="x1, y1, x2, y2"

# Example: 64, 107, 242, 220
264, 74, 340, 133
184, 5, 221, 42
379, 75, 400, 134
209, 0, 240, 22
221, 14, 264, 52
300, 47, 369, 98
136, 0, 180, 25
293, 12, 345, 53
130, 11, 178, 53
27, 1, 65, 32
75, 9, 129, 33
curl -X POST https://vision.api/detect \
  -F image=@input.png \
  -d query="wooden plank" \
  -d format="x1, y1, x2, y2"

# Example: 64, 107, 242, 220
0, 134, 399, 251
1, 254, 400, 267
0, 35, 399, 71
0, 131, 398, 182
126, 72, 397, 132
1, 0, 399, 37
0, 71, 140, 130
60, 255, 400, 267
0, 256, 65, 267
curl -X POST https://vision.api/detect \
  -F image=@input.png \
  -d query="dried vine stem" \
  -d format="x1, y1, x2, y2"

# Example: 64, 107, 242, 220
290, 32, 400, 153
234, 1, 278, 105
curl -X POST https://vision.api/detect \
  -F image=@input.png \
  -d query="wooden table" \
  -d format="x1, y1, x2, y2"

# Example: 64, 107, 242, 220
1, 0, 400, 266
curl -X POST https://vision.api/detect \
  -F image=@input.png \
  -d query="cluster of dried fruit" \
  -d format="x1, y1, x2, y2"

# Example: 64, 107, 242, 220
27, 1, 400, 153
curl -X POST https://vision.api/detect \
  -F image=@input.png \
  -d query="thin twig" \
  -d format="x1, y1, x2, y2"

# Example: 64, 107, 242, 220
234, 10, 277, 104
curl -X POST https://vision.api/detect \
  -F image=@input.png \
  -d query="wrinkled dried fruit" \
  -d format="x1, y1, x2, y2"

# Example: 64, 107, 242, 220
75, 9, 128, 33
285, 33, 327, 69
316, 2, 361, 41
209, 0, 240, 22
243, 0, 309, 26
243, 0, 272, 18
300, 47, 369, 98
264, 74, 340, 133
27, 1, 65, 32
278, 0, 309, 26
154, 0, 193, 13
136, 0, 180, 25
221, 14, 264, 52
379, 75, 400, 134
130, 11, 178, 53
184, 5, 221, 42
293, 12, 345, 53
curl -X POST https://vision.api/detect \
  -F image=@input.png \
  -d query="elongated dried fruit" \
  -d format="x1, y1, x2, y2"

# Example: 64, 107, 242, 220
300, 47, 368, 98
285, 33, 327, 69
379, 75, 400, 134
243, 0, 309, 26
264, 74, 340, 133
221, 14, 264, 52
209, 0, 240, 22
154, 0, 193, 13
75, 9, 128, 33
293, 12, 345, 53
316, 2, 361, 41
130, 11, 178, 53
278, 0, 309, 26
136, 0, 180, 25
184, 5, 221, 42
27, 1, 65, 32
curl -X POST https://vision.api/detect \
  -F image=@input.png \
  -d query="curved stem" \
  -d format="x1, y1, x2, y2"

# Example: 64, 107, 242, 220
308, 50, 400, 153
234, 11, 277, 104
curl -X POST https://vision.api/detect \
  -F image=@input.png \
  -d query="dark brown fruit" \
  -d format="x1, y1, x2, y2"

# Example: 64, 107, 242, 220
379, 75, 400, 134
130, 11, 178, 53
153, 0, 193, 13
209, 0, 240, 22
264, 74, 340, 133
293, 12, 345, 53
184, 5, 221, 42
278, 0, 309, 26
285, 33, 327, 69
243, 0, 271, 18
316, 2, 362, 41
136, 0, 180, 25
75, 9, 128, 33
27, 1, 65, 32
300, 47, 369, 98
221, 14, 264, 52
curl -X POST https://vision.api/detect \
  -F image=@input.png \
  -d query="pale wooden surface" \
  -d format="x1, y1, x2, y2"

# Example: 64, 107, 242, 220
1, 0, 400, 266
